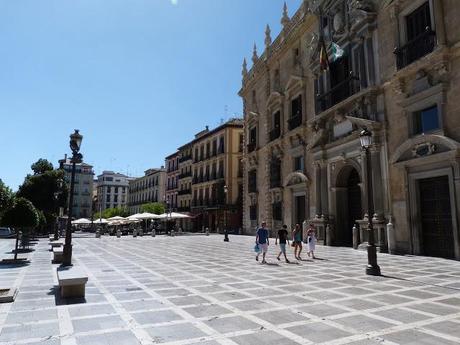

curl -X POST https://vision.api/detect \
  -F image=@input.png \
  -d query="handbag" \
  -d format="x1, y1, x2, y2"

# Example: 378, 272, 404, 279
254, 244, 260, 252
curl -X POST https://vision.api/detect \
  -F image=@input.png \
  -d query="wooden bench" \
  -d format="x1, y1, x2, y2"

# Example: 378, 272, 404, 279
52, 247, 63, 263
56, 266, 88, 298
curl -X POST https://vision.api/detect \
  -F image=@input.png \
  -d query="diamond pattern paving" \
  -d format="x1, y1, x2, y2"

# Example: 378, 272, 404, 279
0, 234, 460, 344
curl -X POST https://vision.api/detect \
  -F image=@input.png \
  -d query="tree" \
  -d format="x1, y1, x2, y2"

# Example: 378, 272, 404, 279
31, 159, 54, 175
16, 169, 67, 233
0, 179, 14, 219
1, 198, 39, 260
140, 202, 165, 215
94, 207, 130, 219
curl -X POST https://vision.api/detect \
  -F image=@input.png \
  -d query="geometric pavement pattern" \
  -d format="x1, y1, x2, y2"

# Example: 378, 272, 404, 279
0, 234, 460, 345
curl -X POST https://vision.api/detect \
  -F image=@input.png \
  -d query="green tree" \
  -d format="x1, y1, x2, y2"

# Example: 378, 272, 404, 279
94, 207, 130, 220
31, 159, 54, 175
140, 202, 165, 215
0, 179, 14, 219
1, 198, 39, 260
16, 169, 67, 233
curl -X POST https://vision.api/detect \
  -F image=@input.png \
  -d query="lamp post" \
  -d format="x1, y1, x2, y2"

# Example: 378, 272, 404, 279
223, 184, 229, 242
165, 195, 171, 233
63, 129, 83, 267
359, 128, 381, 276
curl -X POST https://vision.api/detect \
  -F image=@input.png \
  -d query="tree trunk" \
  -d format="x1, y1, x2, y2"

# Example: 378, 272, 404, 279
14, 230, 19, 261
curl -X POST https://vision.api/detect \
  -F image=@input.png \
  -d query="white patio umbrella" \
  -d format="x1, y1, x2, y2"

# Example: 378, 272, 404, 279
135, 212, 162, 220
71, 218, 92, 224
93, 218, 109, 224
108, 216, 125, 221
158, 212, 191, 219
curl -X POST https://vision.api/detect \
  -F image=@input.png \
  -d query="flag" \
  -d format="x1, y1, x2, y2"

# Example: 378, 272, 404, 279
331, 42, 344, 62
319, 40, 329, 71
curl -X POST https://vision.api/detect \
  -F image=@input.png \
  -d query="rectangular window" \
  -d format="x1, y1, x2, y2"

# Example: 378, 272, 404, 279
294, 156, 304, 172
249, 205, 258, 221
272, 202, 282, 221
413, 105, 439, 135
406, 1, 431, 41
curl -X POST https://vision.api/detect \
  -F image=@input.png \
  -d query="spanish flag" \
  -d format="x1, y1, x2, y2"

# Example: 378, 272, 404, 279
319, 40, 329, 71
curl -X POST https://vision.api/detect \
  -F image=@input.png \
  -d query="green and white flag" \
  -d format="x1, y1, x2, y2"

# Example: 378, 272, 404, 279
331, 42, 344, 62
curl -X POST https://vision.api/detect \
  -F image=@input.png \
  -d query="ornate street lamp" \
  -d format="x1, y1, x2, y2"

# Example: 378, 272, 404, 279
223, 184, 229, 242
63, 129, 83, 266
359, 128, 381, 276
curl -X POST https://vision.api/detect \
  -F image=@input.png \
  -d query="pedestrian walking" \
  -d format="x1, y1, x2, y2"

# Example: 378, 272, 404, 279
275, 224, 290, 263
255, 221, 270, 264
306, 223, 317, 259
292, 223, 303, 260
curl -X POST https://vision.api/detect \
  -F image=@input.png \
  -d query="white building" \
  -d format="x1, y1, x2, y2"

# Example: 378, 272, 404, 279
59, 157, 94, 219
96, 171, 133, 212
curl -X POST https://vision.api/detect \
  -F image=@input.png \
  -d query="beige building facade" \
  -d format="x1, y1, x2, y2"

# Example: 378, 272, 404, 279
128, 168, 166, 214
241, 0, 460, 260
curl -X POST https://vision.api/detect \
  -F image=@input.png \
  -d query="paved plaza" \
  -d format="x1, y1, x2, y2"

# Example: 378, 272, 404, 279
0, 234, 460, 345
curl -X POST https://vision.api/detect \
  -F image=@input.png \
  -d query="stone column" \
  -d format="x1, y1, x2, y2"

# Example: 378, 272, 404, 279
433, 0, 446, 46
370, 145, 384, 218
314, 163, 322, 216
320, 162, 329, 217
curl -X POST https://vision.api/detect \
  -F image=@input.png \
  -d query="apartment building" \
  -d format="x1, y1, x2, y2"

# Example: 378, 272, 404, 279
128, 168, 166, 214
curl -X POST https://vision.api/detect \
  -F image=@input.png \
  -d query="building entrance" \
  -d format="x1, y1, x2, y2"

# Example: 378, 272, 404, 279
294, 195, 306, 226
419, 176, 455, 259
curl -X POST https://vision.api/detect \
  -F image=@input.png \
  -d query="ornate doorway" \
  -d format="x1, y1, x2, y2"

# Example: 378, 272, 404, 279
419, 176, 455, 259
335, 166, 362, 246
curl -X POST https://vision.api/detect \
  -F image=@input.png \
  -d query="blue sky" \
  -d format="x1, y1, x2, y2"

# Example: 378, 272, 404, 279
0, 0, 302, 190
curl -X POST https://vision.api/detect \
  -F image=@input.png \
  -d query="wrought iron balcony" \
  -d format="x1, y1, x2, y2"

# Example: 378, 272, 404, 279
269, 127, 281, 141
178, 189, 191, 195
395, 28, 436, 70
288, 114, 302, 130
179, 155, 192, 163
316, 73, 360, 113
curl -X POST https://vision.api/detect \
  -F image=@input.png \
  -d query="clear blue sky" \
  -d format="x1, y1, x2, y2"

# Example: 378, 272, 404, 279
0, 0, 302, 190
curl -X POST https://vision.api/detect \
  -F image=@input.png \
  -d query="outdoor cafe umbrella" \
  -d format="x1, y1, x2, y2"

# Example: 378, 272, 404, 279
158, 212, 190, 219
107, 216, 125, 221
93, 218, 109, 224
71, 218, 92, 224
135, 213, 162, 220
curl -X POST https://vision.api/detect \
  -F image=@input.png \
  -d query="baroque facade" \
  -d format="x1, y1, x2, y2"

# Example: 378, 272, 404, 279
240, 0, 460, 260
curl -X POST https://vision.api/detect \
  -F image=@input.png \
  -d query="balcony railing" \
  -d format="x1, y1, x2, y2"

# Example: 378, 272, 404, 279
395, 28, 436, 70
288, 114, 302, 130
269, 127, 281, 141
179, 171, 192, 179
316, 73, 360, 113
178, 189, 191, 195
179, 155, 192, 163
247, 142, 256, 153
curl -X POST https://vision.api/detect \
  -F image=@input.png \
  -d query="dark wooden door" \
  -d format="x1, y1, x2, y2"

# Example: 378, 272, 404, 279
295, 196, 306, 226
346, 169, 362, 246
419, 176, 455, 259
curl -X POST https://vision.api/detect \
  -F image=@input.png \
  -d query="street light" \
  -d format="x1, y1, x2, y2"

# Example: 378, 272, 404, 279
165, 195, 171, 233
63, 129, 83, 266
359, 128, 381, 276
223, 184, 229, 242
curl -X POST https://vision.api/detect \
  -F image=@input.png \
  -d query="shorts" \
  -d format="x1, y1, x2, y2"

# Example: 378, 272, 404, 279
279, 243, 286, 253
259, 243, 268, 253
294, 240, 303, 245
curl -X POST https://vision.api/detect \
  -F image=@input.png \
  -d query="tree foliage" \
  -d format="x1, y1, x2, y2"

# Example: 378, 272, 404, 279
0, 179, 14, 218
1, 197, 39, 229
31, 159, 54, 175
17, 169, 68, 216
140, 202, 165, 215
94, 207, 130, 220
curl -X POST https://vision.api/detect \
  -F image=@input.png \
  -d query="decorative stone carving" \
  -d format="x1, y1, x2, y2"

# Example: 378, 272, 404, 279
306, 32, 319, 63
393, 77, 406, 96
265, 24, 272, 50
281, 2, 290, 28
348, 0, 374, 12
411, 70, 433, 95
334, 109, 347, 124
412, 142, 436, 158
252, 43, 258, 64
242, 58, 248, 78
333, 11, 345, 34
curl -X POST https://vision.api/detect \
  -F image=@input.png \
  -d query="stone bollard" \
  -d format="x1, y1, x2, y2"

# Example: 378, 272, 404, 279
133, 229, 137, 238
386, 216, 396, 254
139, 229, 144, 237
179, 227, 183, 234
96, 230, 101, 238
352, 224, 359, 249
116, 229, 121, 238
205, 227, 209, 236
238, 228, 242, 235
151, 229, 156, 237
224, 229, 229, 242
171, 230, 175, 237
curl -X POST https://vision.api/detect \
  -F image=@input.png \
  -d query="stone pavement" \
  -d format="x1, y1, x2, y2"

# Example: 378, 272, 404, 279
0, 234, 460, 345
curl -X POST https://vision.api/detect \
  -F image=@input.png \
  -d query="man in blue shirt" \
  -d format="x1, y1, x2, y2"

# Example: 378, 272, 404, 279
256, 221, 270, 264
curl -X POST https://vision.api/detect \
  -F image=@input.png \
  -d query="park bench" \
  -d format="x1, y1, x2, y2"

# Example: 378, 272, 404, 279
52, 247, 63, 263
56, 266, 88, 298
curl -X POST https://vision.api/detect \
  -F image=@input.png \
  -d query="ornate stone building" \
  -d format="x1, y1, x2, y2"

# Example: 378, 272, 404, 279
241, 0, 460, 260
